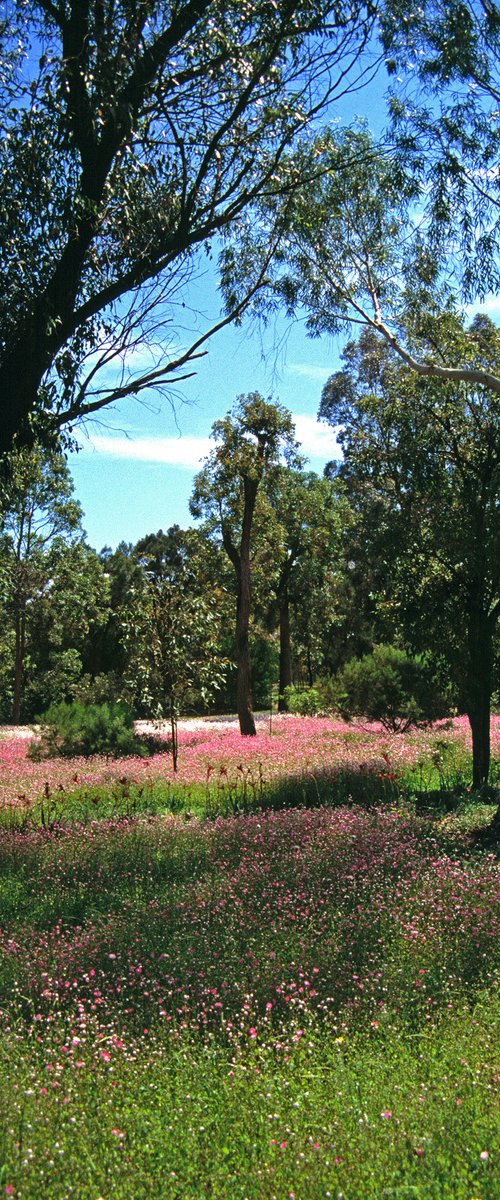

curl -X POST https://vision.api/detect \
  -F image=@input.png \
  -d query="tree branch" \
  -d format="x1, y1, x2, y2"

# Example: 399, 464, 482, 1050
369, 314, 500, 396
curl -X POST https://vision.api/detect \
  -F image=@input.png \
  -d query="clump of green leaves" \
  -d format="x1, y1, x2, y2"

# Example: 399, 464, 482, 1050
283, 684, 321, 715
332, 644, 450, 732
29, 700, 147, 759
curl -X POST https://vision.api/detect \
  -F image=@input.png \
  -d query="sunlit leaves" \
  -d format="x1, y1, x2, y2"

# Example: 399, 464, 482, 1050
0, 0, 375, 449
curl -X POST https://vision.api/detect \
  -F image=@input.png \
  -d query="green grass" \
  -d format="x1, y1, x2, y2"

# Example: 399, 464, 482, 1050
0, 757, 498, 1197
1, 998, 498, 1198
3, 758, 497, 835
0, 775, 201, 831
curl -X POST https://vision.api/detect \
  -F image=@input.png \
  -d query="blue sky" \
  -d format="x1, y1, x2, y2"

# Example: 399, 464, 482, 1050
66, 50, 396, 552
71, 279, 500, 553
27, 22, 499, 554
70, 298, 344, 551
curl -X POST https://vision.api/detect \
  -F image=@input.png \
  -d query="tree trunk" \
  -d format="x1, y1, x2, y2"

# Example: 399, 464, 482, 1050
232, 475, 259, 738
278, 589, 293, 712
12, 605, 26, 724
170, 701, 179, 773
465, 605, 494, 788
467, 702, 491, 789
236, 546, 256, 736
0, 343, 43, 453
306, 644, 314, 689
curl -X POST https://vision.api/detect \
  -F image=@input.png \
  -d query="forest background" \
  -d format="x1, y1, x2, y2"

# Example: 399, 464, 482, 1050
0, 0, 498, 788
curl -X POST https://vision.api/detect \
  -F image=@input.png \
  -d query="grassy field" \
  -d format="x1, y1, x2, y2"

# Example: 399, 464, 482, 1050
0, 716, 499, 1198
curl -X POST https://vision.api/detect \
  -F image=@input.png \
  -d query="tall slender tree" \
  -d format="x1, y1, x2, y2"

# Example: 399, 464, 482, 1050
258, 469, 342, 710
190, 393, 300, 735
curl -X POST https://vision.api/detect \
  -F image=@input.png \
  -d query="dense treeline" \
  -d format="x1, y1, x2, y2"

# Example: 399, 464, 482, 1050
0, 330, 498, 785
0, 1, 498, 790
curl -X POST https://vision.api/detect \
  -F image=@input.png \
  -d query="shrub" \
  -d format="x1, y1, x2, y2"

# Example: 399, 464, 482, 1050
283, 684, 321, 715
332, 644, 450, 732
30, 700, 148, 759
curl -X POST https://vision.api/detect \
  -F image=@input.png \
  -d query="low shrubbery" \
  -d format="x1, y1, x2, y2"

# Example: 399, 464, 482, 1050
332, 644, 451, 732
29, 700, 150, 760
282, 649, 451, 734
283, 684, 322, 715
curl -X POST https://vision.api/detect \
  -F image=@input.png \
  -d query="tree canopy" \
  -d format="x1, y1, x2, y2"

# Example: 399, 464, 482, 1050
0, 448, 109, 720
223, 0, 499, 392
320, 317, 500, 784
231, 120, 500, 400
191, 392, 301, 734
0, 0, 376, 454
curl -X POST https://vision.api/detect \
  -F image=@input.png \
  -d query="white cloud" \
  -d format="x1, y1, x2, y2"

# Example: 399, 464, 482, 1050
79, 433, 211, 469
286, 362, 333, 382
293, 414, 340, 461
77, 413, 340, 469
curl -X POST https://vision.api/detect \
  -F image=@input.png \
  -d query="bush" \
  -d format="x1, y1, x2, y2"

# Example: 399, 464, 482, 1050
30, 700, 148, 759
332, 645, 450, 732
283, 685, 321, 715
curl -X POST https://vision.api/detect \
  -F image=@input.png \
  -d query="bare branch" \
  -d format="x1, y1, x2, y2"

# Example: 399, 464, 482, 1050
367, 314, 500, 397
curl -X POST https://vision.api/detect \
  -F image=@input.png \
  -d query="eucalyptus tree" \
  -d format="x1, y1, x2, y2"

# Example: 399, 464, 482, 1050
190, 393, 301, 735
320, 318, 500, 788
0, 448, 109, 720
0, 0, 377, 454
258, 468, 343, 709
123, 560, 227, 770
241, 122, 500, 402
225, 0, 499, 389
380, 0, 500, 301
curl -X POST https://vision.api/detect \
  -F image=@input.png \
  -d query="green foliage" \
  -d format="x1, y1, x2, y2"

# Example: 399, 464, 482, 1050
381, 0, 500, 299
333, 645, 450, 732
70, 671, 126, 707
0, 0, 375, 451
190, 393, 302, 531
124, 577, 228, 719
250, 634, 279, 711
123, 565, 229, 768
283, 684, 321, 715
0, 447, 110, 721
244, 111, 500, 402
31, 701, 146, 760
191, 394, 302, 735
319, 319, 499, 785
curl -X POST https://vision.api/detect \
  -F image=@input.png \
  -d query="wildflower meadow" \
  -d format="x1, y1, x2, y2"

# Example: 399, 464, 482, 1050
0, 715, 499, 1198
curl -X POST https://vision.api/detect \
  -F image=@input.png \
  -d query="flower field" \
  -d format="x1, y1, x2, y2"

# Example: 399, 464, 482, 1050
0, 717, 499, 1198
1, 713, 499, 819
